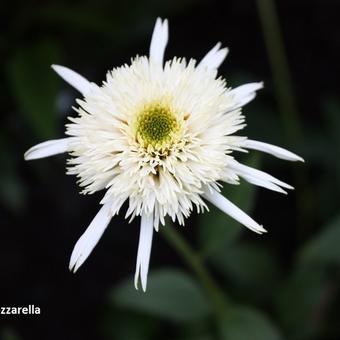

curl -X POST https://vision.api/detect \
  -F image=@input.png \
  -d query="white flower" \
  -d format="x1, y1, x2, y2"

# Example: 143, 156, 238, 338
24, 18, 303, 291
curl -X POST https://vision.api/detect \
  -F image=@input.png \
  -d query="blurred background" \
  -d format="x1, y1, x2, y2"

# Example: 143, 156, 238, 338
1, 0, 340, 339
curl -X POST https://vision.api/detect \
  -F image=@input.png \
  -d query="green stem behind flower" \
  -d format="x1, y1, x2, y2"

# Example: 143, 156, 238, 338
256, 0, 314, 237
256, 0, 301, 142
161, 223, 228, 317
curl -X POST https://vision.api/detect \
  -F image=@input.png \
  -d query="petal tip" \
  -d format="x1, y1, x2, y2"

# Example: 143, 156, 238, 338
215, 41, 222, 49
24, 150, 33, 161
134, 275, 139, 291
141, 277, 147, 292
68, 262, 75, 273
51, 64, 62, 73
50, 64, 91, 95
255, 225, 267, 234
69, 255, 79, 273
72, 260, 83, 273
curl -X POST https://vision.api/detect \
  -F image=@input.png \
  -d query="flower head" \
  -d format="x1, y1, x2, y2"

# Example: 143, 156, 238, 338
24, 18, 303, 291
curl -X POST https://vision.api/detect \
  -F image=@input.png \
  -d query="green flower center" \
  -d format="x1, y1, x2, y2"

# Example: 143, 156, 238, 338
136, 104, 178, 147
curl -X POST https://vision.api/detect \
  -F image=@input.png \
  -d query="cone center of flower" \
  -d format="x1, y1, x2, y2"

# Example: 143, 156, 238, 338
136, 104, 178, 147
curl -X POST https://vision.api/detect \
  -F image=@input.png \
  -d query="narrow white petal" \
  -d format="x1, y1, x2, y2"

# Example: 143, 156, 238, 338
203, 189, 266, 234
24, 138, 69, 160
244, 139, 304, 162
229, 160, 294, 191
153, 210, 160, 232
198, 42, 229, 70
134, 212, 154, 292
149, 18, 168, 65
69, 202, 112, 273
231, 82, 264, 98
233, 92, 256, 108
228, 82, 263, 108
51, 64, 92, 96
240, 173, 287, 194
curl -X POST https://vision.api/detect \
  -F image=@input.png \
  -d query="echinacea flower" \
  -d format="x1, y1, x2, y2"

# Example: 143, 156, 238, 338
24, 18, 303, 291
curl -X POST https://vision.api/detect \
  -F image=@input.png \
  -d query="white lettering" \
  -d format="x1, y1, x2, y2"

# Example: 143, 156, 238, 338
0, 305, 41, 315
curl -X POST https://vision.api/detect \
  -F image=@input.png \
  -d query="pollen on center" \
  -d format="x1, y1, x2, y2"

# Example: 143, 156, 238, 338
136, 103, 179, 148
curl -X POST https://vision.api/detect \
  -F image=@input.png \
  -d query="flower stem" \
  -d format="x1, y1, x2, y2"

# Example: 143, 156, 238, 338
256, 0, 301, 142
161, 223, 228, 317
256, 0, 314, 237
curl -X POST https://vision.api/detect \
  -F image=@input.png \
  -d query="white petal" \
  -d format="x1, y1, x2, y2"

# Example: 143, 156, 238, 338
134, 212, 154, 292
229, 160, 294, 191
203, 189, 266, 234
240, 173, 287, 194
24, 138, 69, 160
198, 42, 229, 70
51, 64, 92, 96
228, 82, 263, 109
69, 202, 112, 273
244, 139, 304, 162
149, 18, 168, 65
153, 209, 160, 232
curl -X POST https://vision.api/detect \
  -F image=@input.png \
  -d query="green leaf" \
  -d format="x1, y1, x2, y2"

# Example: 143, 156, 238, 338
7, 40, 61, 139
323, 97, 340, 188
198, 153, 260, 257
274, 268, 327, 339
324, 97, 340, 149
103, 310, 159, 340
1, 328, 22, 340
0, 134, 26, 211
212, 242, 281, 296
177, 335, 214, 340
298, 214, 340, 266
218, 305, 282, 340
0, 173, 26, 212
111, 268, 212, 322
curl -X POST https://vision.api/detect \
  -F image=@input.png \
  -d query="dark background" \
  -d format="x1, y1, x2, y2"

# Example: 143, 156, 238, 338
1, 0, 340, 339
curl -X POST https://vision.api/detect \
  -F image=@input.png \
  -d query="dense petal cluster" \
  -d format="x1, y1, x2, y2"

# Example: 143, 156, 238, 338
25, 18, 303, 291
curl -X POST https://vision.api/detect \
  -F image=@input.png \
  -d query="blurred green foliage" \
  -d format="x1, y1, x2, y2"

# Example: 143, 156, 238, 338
218, 305, 282, 340
8, 41, 61, 139
2, 0, 340, 339
1, 328, 22, 340
112, 269, 212, 322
